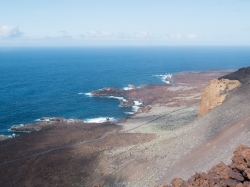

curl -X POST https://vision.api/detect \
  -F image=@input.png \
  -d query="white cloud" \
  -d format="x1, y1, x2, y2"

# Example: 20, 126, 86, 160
81, 30, 156, 39
170, 33, 198, 40
116, 31, 131, 39
0, 25, 23, 38
58, 31, 71, 38
43, 31, 72, 39
133, 31, 154, 39
84, 30, 114, 38
187, 34, 198, 39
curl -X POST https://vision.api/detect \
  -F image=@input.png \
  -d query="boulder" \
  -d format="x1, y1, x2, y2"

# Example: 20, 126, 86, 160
171, 178, 183, 187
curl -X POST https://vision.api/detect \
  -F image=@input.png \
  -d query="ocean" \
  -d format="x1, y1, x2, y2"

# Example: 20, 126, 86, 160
0, 46, 250, 135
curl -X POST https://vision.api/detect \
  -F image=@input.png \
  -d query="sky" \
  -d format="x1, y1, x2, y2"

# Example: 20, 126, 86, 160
0, 0, 250, 46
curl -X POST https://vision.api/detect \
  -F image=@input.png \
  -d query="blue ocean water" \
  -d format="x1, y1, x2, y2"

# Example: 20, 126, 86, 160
0, 46, 250, 135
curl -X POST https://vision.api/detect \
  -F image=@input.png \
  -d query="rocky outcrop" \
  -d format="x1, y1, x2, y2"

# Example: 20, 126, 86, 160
91, 87, 125, 97
11, 124, 41, 132
137, 105, 152, 113
198, 78, 241, 117
120, 99, 134, 107
11, 117, 77, 132
39, 117, 68, 122
127, 84, 136, 90
0, 135, 10, 141
219, 66, 250, 84
156, 145, 250, 187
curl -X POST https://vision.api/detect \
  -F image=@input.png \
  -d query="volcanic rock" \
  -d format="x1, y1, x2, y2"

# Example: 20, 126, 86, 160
91, 87, 125, 97
137, 105, 152, 113
171, 178, 184, 187
11, 124, 41, 132
120, 99, 134, 107
0, 135, 9, 141
198, 78, 241, 117
40, 117, 67, 122
219, 66, 250, 84
127, 84, 136, 90
159, 145, 250, 187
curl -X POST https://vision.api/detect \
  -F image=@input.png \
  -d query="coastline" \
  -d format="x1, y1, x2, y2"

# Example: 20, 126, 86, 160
0, 69, 238, 187
0, 70, 231, 138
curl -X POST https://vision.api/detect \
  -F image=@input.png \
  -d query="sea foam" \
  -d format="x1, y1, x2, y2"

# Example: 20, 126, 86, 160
123, 87, 133, 90
124, 112, 134, 115
84, 117, 116, 123
85, 92, 93, 97
35, 118, 50, 122
153, 74, 172, 84
107, 96, 125, 100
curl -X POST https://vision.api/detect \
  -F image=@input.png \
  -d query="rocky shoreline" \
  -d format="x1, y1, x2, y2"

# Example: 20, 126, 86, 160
4, 69, 250, 187
0, 70, 231, 140
0, 117, 86, 139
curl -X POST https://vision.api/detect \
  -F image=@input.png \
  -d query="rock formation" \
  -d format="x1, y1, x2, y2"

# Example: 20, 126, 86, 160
198, 78, 241, 117
127, 84, 136, 90
198, 67, 250, 117
156, 145, 250, 187
10, 117, 77, 133
120, 99, 134, 107
91, 87, 125, 97
11, 124, 41, 132
0, 135, 9, 141
219, 66, 250, 84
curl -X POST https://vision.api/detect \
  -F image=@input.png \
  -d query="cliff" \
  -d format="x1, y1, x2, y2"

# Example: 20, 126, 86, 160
198, 78, 241, 117
199, 67, 250, 117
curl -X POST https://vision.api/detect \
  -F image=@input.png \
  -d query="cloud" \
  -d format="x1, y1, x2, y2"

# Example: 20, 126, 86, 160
187, 34, 198, 39
170, 33, 198, 40
0, 25, 24, 38
83, 30, 114, 38
116, 32, 131, 39
43, 31, 72, 39
81, 30, 156, 40
118, 31, 156, 39
133, 31, 154, 39
58, 31, 71, 38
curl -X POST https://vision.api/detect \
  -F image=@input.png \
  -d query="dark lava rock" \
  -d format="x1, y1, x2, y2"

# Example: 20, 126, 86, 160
120, 99, 134, 107
11, 124, 41, 132
0, 135, 10, 141
91, 87, 125, 97
127, 84, 136, 89
40, 117, 66, 122
219, 66, 250, 84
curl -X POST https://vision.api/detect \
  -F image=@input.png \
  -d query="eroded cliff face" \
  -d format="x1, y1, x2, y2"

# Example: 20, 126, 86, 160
198, 78, 241, 117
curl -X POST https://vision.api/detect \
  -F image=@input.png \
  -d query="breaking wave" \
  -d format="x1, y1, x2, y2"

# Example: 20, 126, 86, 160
153, 74, 172, 84
84, 117, 116, 123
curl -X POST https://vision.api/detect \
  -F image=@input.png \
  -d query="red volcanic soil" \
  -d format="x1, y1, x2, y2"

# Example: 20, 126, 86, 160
0, 122, 155, 187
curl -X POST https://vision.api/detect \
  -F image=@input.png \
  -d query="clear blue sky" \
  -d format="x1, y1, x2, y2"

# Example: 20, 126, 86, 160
0, 0, 250, 46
